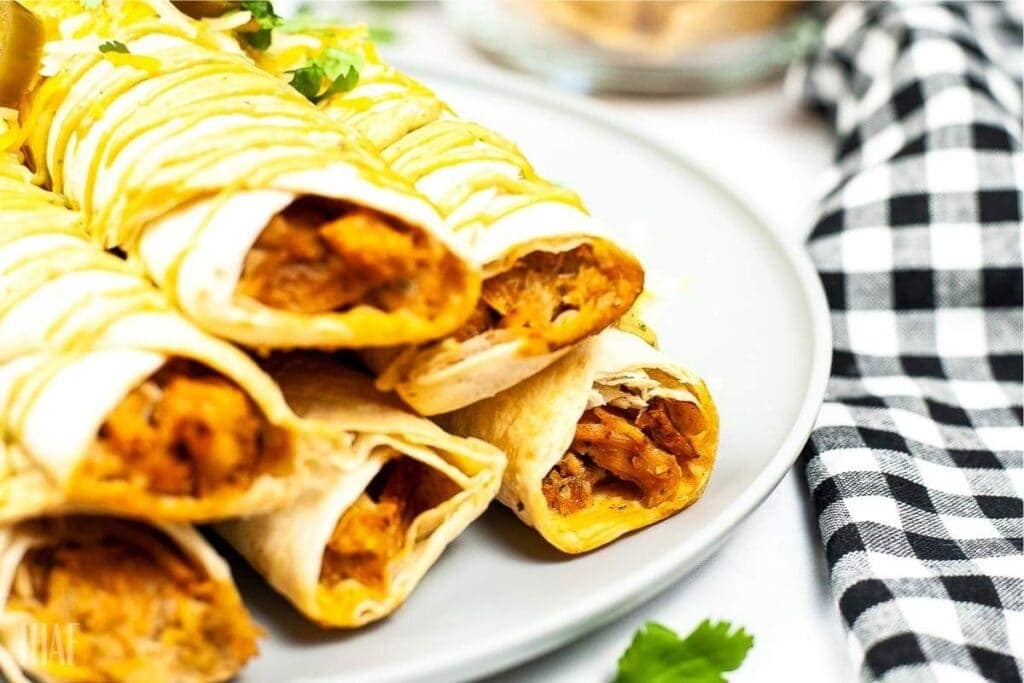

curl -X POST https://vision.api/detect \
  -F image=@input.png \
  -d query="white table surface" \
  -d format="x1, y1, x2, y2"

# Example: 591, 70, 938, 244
285, 3, 857, 680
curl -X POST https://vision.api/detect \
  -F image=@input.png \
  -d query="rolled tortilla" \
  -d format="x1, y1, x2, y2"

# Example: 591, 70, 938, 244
19, 1, 479, 349
0, 145, 351, 523
244, 22, 644, 414
439, 328, 719, 553
0, 346, 349, 524
0, 515, 260, 683
216, 354, 505, 627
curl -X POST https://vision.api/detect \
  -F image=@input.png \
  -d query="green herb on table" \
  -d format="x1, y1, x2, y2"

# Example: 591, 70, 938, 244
287, 47, 364, 103
98, 40, 129, 54
615, 620, 754, 683
239, 0, 282, 50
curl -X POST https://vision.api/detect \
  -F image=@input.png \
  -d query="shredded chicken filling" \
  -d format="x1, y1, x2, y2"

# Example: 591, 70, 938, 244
453, 242, 644, 353
320, 457, 460, 594
5, 518, 259, 681
543, 397, 704, 514
237, 197, 460, 316
82, 359, 292, 498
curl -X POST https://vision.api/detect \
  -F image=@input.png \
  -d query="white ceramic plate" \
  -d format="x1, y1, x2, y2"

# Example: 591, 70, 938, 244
229, 66, 831, 683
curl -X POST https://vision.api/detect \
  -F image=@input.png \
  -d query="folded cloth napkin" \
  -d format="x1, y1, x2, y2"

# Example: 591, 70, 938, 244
789, 2, 1023, 681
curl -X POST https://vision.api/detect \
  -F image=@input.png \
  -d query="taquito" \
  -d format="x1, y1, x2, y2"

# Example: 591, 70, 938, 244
241, 21, 644, 414
0, 121, 350, 523
0, 515, 259, 683
217, 354, 505, 627
18, 0, 479, 349
439, 328, 719, 553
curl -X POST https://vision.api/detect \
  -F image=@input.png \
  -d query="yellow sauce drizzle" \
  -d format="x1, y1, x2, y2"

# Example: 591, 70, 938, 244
251, 25, 588, 233
20, 8, 418, 256
0, 142, 170, 443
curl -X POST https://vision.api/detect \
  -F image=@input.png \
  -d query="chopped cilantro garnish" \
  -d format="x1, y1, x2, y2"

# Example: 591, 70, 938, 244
98, 40, 129, 54
287, 47, 363, 103
615, 620, 754, 683
286, 65, 323, 102
241, 27, 272, 50
239, 0, 282, 50
242, 0, 280, 27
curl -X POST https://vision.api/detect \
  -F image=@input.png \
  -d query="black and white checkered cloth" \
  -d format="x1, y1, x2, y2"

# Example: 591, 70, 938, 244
790, 2, 1023, 681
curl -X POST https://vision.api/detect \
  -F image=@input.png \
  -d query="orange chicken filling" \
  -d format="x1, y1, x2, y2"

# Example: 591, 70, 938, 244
5, 518, 260, 682
237, 197, 460, 317
320, 457, 460, 594
454, 242, 644, 354
543, 398, 704, 514
82, 359, 292, 498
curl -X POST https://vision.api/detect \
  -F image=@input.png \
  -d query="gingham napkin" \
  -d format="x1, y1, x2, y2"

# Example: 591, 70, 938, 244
789, 2, 1023, 681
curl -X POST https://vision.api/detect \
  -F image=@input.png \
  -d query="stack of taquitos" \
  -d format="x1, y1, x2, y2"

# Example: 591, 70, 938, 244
247, 22, 645, 414
234, 17, 719, 551
0, 107, 263, 681
19, 0, 480, 350
1, 68, 503, 683
0, 136, 344, 523
4, 7, 721, 679
0, 139, 503, 643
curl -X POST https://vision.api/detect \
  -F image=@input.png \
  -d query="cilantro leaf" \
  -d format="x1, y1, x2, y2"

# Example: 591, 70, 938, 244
239, 0, 282, 50
241, 27, 272, 50
242, 0, 280, 28
317, 47, 363, 97
287, 47, 362, 103
287, 63, 324, 102
683, 620, 755, 672
616, 620, 754, 683
98, 40, 129, 54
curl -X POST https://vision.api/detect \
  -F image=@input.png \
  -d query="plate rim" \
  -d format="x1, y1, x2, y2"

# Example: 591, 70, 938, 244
293, 63, 833, 683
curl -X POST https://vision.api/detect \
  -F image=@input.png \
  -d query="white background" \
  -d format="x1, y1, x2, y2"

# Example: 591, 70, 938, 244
283, 2, 857, 680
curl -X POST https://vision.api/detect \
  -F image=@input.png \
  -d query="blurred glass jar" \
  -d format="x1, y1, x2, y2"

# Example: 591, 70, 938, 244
441, 0, 824, 95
